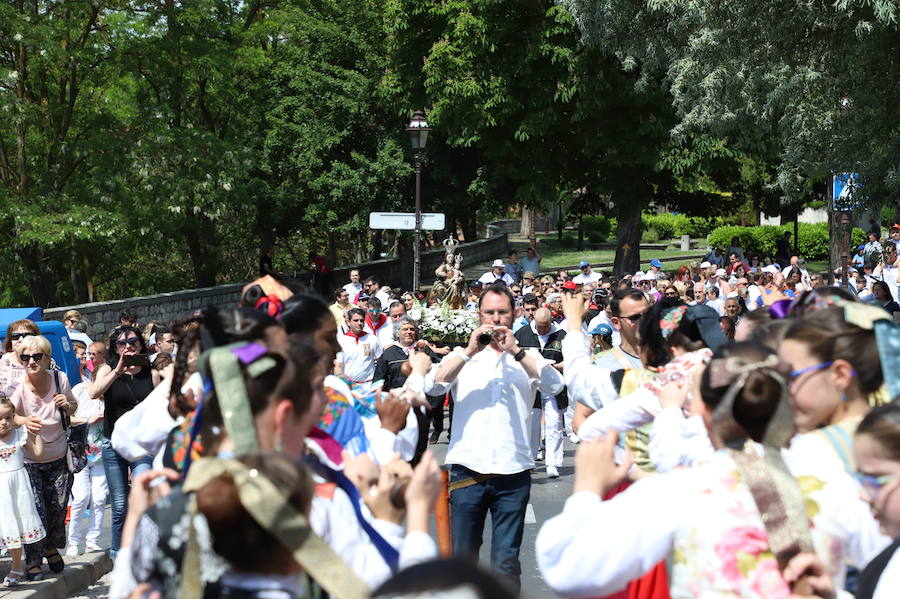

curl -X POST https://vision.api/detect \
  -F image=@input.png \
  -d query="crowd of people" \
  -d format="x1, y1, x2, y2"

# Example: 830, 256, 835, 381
0, 225, 897, 599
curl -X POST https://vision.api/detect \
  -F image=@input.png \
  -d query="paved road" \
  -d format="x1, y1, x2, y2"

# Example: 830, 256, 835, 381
427, 425, 574, 599
0, 417, 575, 599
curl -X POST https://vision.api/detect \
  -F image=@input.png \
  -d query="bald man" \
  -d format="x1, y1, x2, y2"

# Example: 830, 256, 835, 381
514, 307, 568, 477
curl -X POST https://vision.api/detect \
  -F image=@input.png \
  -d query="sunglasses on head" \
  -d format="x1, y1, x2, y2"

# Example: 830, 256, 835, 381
19, 353, 44, 363
116, 336, 141, 348
10, 332, 32, 341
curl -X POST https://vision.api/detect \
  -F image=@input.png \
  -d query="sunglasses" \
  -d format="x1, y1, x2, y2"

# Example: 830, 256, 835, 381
665, 292, 678, 297
116, 336, 141, 348
10, 332, 32, 341
19, 353, 44, 363
855, 472, 897, 496
620, 313, 643, 323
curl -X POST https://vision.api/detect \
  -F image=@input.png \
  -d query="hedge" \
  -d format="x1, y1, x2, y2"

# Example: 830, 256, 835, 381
583, 215, 613, 242
641, 213, 739, 239
707, 223, 866, 261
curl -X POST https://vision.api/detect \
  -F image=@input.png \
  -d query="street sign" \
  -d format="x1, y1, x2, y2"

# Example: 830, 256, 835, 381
368, 212, 445, 230
832, 173, 863, 211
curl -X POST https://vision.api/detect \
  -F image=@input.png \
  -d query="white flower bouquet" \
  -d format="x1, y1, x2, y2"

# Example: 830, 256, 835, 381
409, 302, 479, 343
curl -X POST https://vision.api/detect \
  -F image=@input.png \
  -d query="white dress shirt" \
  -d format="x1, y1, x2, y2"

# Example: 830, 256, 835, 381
427, 347, 564, 474
337, 331, 382, 383
561, 328, 618, 411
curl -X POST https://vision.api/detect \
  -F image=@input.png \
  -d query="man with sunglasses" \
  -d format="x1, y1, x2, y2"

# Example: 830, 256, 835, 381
565, 289, 647, 434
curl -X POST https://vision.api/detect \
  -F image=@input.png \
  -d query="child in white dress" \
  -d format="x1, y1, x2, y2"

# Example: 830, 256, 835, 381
0, 396, 46, 587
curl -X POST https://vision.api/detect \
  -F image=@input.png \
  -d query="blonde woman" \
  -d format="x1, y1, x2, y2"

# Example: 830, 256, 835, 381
10, 335, 77, 580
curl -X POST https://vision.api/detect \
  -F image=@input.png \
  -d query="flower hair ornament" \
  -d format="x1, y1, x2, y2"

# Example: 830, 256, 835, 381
659, 305, 688, 339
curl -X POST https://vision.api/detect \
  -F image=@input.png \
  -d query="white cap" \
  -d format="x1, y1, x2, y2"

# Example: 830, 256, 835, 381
492, 259, 504, 267
642, 271, 657, 281
726, 291, 739, 298
633, 270, 645, 281
762, 264, 780, 274
715, 268, 727, 277
700, 261, 712, 269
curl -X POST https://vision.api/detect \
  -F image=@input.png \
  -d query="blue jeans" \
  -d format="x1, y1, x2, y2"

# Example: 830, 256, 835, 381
449, 465, 531, 589
101, 438, 153, 555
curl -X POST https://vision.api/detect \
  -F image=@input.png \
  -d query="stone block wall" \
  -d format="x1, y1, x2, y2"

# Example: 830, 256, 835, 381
44, 234, 508, 339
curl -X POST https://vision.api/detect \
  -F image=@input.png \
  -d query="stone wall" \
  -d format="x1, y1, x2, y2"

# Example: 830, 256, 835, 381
486, 218, 549, 235
44, 234, 508, 337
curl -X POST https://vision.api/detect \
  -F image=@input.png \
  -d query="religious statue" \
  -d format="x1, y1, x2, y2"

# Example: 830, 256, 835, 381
431, 236, 467, 308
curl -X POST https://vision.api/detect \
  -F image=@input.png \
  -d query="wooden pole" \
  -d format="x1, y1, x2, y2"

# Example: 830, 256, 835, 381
434, 468, 452, 557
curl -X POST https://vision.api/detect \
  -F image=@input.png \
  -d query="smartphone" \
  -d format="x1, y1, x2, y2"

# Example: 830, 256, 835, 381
123, 354, 150, 368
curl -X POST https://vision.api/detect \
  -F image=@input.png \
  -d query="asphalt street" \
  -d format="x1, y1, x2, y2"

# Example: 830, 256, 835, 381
0, 415, 576, 599
427, 425, 575, 599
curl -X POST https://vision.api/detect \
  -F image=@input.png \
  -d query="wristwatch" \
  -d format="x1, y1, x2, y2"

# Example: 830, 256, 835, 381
513, 348, 527, 362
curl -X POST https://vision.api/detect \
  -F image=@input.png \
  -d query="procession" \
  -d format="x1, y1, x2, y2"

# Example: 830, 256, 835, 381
3, 0, 900, 597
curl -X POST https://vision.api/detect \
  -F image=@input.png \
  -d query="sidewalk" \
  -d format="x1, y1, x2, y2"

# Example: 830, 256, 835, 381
0, 552, 112, 599
0, 512, 113, 599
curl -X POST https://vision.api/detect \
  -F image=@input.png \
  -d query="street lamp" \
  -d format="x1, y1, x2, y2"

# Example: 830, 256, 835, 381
406, 109, 431, 291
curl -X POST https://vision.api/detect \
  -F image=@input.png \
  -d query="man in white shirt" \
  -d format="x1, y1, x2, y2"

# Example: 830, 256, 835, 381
364, 296, 395, 348
427, 284, 564, 590
337, 308, 383, 383
569, 288, 647, 432
572, 260, 601, 285
478, 259, 515, 286
343, 269, 363, 300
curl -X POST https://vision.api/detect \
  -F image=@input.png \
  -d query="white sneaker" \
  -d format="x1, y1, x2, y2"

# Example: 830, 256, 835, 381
535, 450, 544, 461
85, 543, 102, 552
568, 433, 580, 444
547, 466, 560, 478
65, 545, 79, 557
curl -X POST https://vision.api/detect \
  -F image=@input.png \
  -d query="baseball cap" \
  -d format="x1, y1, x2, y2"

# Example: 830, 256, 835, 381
634, 271, 645, 281
579, 260, 590, 268
857, 245, 865, 251
562, 281, 577, 290
700, 261, 712, 269
642, 271, 657, 281
650, 258, 663, 268
492, 259, 505, 267
715, 268, 727, 277
589, 323, 614, 337
523, 271, 536, 279
762, 265, 780, 274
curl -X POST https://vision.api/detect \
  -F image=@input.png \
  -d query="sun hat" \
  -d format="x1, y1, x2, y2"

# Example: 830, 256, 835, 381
492, 259, 505, 267
700, 261, 712, 269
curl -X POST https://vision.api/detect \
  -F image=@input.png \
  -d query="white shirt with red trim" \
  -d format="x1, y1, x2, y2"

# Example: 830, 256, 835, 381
337, 330, 383, 383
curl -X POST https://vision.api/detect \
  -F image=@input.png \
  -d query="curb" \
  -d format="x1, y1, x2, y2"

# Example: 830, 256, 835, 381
0, 551, 112, 599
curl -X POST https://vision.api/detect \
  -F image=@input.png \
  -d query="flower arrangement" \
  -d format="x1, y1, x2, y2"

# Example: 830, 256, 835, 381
408, 301, 478, 343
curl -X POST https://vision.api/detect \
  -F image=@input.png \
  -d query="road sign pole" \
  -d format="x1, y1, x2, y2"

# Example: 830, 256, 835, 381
413, 151, 423, 291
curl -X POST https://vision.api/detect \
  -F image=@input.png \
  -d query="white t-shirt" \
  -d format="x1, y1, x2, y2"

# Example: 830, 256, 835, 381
572, 271, 601, 285
478, 271, 514, 286
337, 331, 383, 383
343, 282, 362, 298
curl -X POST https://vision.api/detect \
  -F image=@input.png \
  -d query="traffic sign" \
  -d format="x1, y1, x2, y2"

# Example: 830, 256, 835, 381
832, 173, 863, 211
368, 212, 445, 230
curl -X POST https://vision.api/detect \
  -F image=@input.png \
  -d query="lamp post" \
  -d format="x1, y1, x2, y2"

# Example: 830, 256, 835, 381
406, 109, 431, 291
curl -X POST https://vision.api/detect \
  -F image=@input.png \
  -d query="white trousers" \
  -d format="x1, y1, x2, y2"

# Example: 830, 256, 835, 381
68, 460, 108, 546
531, 395, 564, 467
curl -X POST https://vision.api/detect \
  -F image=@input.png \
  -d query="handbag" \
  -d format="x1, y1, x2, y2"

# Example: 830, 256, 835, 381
53, 370, 88, 473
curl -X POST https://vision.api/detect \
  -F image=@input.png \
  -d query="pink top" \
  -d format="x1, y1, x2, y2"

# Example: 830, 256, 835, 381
11, 371, 75, 463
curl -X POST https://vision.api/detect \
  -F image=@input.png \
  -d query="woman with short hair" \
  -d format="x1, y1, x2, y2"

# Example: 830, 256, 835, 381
0, 319, 41, 397
10, 335, 77, 580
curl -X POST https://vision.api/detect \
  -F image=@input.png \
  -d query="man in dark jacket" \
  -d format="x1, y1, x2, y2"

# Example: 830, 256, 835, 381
514, 307, 567, 478
374, 316, 442, 464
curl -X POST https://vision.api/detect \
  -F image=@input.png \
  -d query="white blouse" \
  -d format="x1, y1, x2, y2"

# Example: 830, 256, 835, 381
536, 449, 888, 599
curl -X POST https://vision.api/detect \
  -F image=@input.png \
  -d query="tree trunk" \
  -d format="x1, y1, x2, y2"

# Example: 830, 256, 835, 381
370, 229, 382, 261
460, 206, 477, 241
18, 246, 56, 308
577, 215, 585, 251
184, 213, 218, 288
520, 205, 533, 237
613, 193, 646, 276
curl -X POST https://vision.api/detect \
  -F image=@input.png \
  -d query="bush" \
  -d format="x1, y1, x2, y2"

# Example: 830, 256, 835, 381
707, 223, 866, 261
641, 227, 660, 243
641, 213, 729, 240
583, 215, 612, 243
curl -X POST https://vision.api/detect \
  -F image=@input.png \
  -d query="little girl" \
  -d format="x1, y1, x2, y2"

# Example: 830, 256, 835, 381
0, 395, 45, 587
